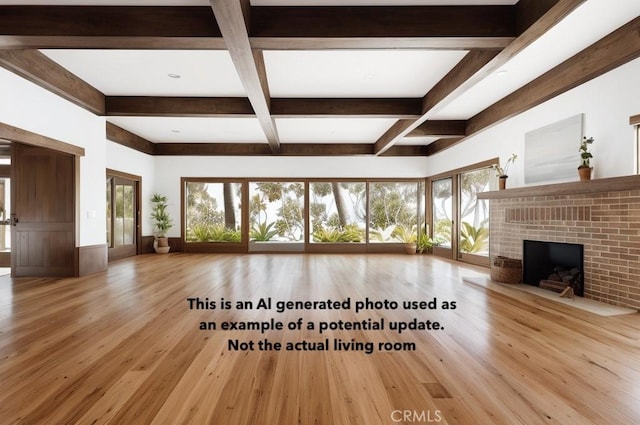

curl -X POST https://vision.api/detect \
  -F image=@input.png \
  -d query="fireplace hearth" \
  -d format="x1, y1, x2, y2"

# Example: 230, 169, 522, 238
523, 240, 584, 296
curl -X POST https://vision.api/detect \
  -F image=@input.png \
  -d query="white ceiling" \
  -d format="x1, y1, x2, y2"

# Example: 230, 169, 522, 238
9, 0, 637, 149
433, 0, 640, 119
275, 118, 398, 143
42, 50, 246, 97
264, 50, 468, 98
107, 117, 267, 143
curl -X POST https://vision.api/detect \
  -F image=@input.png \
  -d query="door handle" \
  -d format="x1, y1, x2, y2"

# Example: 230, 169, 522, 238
10, 214, 18, 226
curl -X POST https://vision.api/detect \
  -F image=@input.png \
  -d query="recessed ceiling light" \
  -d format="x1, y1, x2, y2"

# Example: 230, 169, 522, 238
168, 73, 181, 79
171, 129, 181, 133
496, 69, 508, 76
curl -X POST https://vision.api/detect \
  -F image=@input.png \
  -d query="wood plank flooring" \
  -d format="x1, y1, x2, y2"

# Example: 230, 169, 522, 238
1, 253, 640, 425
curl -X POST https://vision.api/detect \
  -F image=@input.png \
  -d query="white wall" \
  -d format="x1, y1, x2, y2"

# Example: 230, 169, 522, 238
0, 67, 106, 246
106, 141, 155, 235
427, 57, 640, 187
3, 55, 638, 243
153, 155, 429, 237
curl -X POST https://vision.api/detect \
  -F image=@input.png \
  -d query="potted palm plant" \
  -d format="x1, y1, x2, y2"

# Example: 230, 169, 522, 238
393, 225, 418, 254
578, 136, 594, 181
150, 193, 173, 253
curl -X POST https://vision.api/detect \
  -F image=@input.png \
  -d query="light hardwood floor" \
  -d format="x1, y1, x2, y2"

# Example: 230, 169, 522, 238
1, 253, 640, 425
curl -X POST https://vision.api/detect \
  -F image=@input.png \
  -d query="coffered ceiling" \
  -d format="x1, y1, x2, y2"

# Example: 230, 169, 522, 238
0, 0, 638, 156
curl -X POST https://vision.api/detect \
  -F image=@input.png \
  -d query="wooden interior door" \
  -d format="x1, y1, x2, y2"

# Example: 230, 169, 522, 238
11, 143, 75, 277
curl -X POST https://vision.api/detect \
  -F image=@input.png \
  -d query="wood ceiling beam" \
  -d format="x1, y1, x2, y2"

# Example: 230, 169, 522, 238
373, 0, 587, 155
210, 0, 280, 154
105, 97, 423, 118
0, 6, 224, 49
425, 137, 464, 156
428, 16, 640, 156
251, 5, 516, 50
105, 97, 255, 117
153, 142, 424, 157
106, 122, 155, 156
154, 143, 271, 156
0, 49, 105, 115
0, 5, 516, 50
271, 98, 422, 118
0, 121, 85, 157
406, 120, 467, 137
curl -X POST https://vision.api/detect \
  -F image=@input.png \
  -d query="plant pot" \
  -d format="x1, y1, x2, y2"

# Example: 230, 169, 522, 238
153, 237, 170, 254
404, 242, 417, 254
578, 167, 592, 181
498, 175, 508, 190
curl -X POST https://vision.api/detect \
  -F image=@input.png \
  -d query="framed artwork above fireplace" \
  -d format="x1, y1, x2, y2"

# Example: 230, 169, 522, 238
524, 113, 584, 185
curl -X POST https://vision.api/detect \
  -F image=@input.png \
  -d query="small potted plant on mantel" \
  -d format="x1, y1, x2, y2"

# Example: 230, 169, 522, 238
492, 153, 517, 190
578, 136, 594, 181
150, 193, 173, 254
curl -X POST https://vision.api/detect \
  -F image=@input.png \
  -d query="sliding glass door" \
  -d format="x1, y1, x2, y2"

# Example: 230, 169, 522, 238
182, 178, 424, 253
309, 182, 366, 245
429, 159, 496, 267
249, 181, 305, 252
458, 167, 491, 266
183, 179, 246, 253
431, 177, 454, 258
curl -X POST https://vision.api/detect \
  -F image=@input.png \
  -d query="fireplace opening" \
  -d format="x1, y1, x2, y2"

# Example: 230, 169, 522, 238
523, 240, 584, 296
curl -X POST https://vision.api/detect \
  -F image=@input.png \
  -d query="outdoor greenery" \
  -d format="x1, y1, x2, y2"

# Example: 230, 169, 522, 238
184, 180, 427, 247
309, 182, 366, 244
250, 221, 279, 242
250, 182, 305, 242
185, 182, 241, 242
459, 221, 489, 253
312, 224, 363, 243
368, 183, 418, 240
190, 223, 242, 242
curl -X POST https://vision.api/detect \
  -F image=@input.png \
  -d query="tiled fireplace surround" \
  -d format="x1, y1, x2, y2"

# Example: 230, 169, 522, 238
479, 175, 640, 310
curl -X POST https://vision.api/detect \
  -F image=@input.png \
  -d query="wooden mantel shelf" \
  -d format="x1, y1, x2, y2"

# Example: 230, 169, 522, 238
478, 175, 640, 199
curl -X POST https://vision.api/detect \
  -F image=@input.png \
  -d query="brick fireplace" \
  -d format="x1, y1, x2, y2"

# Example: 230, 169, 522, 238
479, 175, 640, 310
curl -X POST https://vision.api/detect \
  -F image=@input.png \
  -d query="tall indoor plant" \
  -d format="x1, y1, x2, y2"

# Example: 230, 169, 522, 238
150, 193, 173, 253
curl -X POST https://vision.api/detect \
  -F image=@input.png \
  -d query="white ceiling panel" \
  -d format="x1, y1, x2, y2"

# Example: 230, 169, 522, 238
265, 50, 468, 98
432, 0, 640, 119
107, 117, 267, 143
275, 118, 398, 143
396, 136, 439, 146
41, 50, 246, 96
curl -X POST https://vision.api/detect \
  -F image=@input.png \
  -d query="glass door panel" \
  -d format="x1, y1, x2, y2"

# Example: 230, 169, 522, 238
185, 182, 243, 243
249, 182, 305, 251
432, 178, 453, 250
368, 182, 418, 243
458, 168, 491, 265
309, 182, 366, 243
